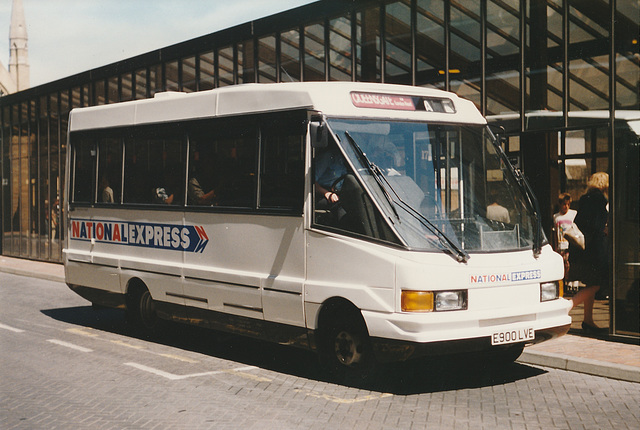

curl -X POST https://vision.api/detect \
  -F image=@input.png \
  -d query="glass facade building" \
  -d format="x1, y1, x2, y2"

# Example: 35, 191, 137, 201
1, 0, 638, 337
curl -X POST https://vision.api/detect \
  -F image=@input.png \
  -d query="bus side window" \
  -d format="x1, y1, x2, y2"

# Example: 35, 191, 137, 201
259, 119, 305, 211
97, 136, 122, 204
123, 127, 186, 206
149, 136, 186, 206
71, 135, 96, 204
123, 137, 151, 204
187, 137, 218, 206
214, 126, 257, 208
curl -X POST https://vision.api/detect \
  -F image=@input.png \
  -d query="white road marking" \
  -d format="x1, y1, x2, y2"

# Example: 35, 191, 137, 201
47, 339, 93, 353
0, 323, 25, 333
66, 328, 200, 363
124, 362, 260, 380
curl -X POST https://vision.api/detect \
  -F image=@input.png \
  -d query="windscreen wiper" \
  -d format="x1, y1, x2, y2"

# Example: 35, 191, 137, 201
344, 131, 400, 220
344, 131, 469, 263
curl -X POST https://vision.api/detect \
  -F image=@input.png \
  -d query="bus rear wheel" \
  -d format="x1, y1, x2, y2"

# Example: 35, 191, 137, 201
126, 283, 160, 335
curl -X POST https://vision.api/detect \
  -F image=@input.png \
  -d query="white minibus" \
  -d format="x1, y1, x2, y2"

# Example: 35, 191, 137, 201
64, 82, 571, 378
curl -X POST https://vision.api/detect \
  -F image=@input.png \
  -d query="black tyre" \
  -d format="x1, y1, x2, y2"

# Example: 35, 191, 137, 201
319, 309, 376, 382
126, 283, 160, 335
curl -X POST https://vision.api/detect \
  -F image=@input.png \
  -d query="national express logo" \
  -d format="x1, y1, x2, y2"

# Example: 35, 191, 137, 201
470, 269, 542, 284
70, 219, 209, 253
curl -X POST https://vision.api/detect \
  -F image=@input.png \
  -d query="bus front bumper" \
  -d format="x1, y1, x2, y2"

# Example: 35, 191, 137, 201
370, 323, 570, 363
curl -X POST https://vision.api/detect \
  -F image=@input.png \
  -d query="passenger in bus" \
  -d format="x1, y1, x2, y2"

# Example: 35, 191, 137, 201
188, 150, 217, 206
152, 164, 181, 205
153, 187, 174, 205
99, 176, 114, 203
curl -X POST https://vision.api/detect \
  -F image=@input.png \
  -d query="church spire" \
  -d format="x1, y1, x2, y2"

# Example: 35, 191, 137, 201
9, 0, 29, 91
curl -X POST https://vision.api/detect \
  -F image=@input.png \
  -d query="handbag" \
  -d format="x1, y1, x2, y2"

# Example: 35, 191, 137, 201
563, 223, 585, 250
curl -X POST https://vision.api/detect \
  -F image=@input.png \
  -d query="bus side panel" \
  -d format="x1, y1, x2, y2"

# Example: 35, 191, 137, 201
94, 209, 186, 308
66, 207, 120, 295
304, 231, 396, 329
183, 213, 306, 326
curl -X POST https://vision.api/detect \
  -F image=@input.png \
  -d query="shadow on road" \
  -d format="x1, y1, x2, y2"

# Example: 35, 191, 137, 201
42, 305, 547, 395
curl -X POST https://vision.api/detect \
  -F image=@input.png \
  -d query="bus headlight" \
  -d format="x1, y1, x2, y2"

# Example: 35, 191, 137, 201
401, 290, 468, 312
540, 281, 560, 302
434, 291, 467, 311
401, 291, 433, 312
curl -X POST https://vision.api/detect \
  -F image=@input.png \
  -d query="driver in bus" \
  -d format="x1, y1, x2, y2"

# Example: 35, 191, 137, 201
314, 145, 348, 207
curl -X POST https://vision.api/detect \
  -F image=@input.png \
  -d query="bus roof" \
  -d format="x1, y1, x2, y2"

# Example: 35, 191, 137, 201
69, 82, 486, 132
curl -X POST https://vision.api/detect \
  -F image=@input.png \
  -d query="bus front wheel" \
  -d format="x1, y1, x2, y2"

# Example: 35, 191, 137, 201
318, 307, 376, 381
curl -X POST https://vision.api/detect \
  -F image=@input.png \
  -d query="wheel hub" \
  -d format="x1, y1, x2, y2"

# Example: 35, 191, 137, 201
334, 330, 363, 366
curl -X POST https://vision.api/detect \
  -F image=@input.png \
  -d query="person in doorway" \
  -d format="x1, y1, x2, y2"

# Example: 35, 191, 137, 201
553, 193, 578, 292
569, 172, 609, 333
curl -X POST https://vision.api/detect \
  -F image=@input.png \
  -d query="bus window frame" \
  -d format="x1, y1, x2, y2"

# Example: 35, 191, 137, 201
67, 110, 308, 217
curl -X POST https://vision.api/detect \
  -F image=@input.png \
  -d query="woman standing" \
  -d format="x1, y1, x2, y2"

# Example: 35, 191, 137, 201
569, 172, 609, 333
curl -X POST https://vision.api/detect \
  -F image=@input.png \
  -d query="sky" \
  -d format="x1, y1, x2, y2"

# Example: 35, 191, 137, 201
0, 0, 316, 88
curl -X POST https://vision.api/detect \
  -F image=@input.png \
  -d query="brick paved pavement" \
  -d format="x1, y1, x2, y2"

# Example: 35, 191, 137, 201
1, 271, 639, 429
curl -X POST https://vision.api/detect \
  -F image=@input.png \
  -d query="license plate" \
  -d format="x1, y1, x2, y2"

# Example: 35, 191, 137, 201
491, 327, 535, 345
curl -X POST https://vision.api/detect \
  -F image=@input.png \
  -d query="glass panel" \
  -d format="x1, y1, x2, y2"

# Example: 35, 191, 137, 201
97, 137, 123, 204
356, 7, 381, 82
182, 56, 197, 92
107, 76, 119, 104
94, 79, 106, 105
384, 1, 411, 85
313, 131, 397, 242
449, 0, 481, 107
71, 135, 96, 203
81, 84, 90, 107
187, 131, 218, 207
49, 93, 61, 259
28, 101, 37, 258
149, 64, 163, 96
187, 118, 257, 209
260, 116, 305, 210
71, 87, 82, 109
258, 35, 277, 83
199, 52, 215, 91
239, 40, 255, 83
327, 119, 537, 252
2, 106, 12, 254
416, 0, 445, 88
329, 16, 352, 81
280, 28, 301, 82
486, 0, 521, 115
613, 120, 639, 335
218, 46, 234, 87
121, 72, 133, 101
38, 97, 50, 259
123, 128, 186, 205
214, 123, 257, 208
19, 103, 29, 257
165, 60, 179, 92
304, 23, 326, 81
568, 2, 609, 111
135, 68, 147, 100
615, 1, 639, 110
